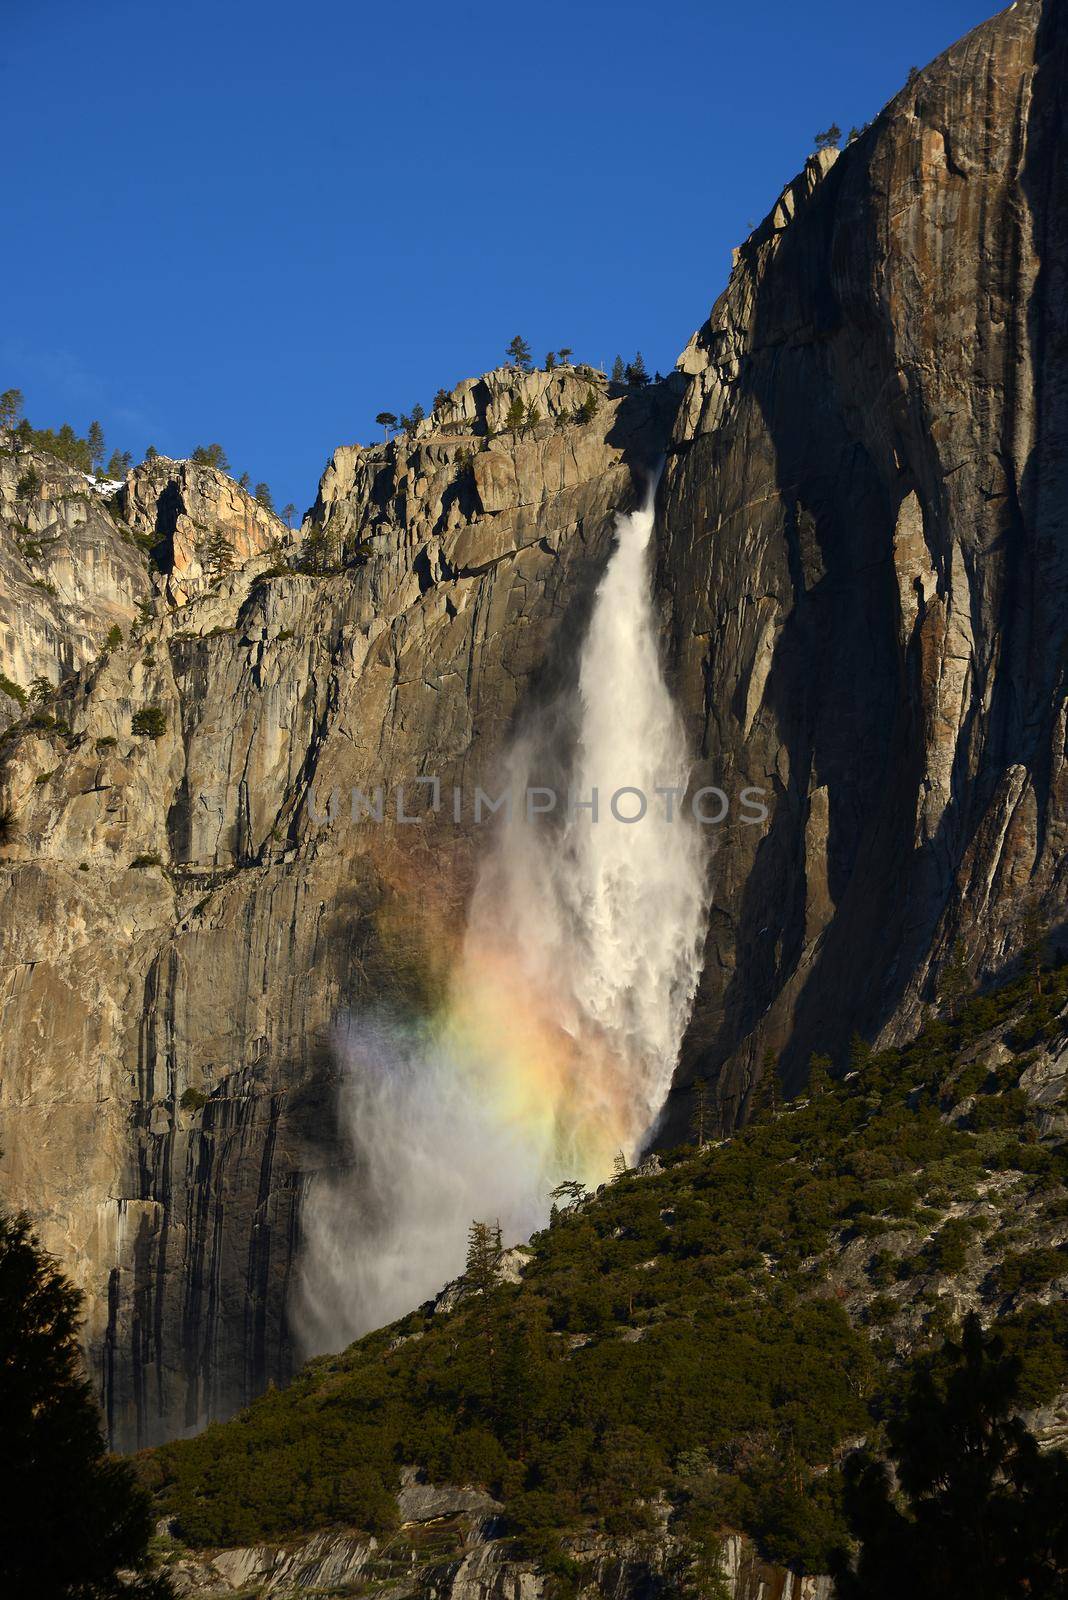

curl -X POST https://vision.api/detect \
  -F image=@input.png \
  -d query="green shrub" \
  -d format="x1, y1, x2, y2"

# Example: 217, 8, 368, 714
0, 673, 26, 707
131, 706, 166, 738
991, 1246, 1068, 1299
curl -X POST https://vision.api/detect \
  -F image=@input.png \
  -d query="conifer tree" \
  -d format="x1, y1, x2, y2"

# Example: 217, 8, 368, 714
557, 346, 573, 364
506, 334, 532, 371
833, 1314, 1068, 1598
0, 1208, 174, 1597
254, 482, 275, 513
0, 388, 23, 431
191, 443, 229, 471
550, 1179, 589, 1214
611, 355, 626, 383
939, 939, 970, 1019
808, 1052, 833, 1095
281, 502, 296, 527
375, 411, 398, 439
691, 1076, 711, 1146
87, 419, 106, 472
505, 395, 526, 440
627, 351, 649, 386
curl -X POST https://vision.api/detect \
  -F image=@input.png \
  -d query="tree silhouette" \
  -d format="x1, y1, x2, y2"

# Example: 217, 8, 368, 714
0, 388, 24, 431
87, 420, 106, 472
0, 1208, 173, 1597
506, 334, 532, 371
254, 482, 275, 513
814, 123, 842, 151
833, 1314, 1068, 1598
191, 443, 229, 471
375, 411, 397, 439
611, 355, 625, 383
281, 502, 296, 527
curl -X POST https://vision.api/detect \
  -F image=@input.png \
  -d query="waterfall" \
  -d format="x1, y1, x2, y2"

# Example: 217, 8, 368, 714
299, 485, 707, 1349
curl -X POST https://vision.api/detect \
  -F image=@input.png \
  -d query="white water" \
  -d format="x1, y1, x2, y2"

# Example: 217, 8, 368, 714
299, 486, 707, 1352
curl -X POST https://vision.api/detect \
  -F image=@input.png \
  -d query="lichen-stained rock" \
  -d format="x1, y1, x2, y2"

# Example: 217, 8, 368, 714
0, 376, 673, 1449
0, 448, 151, 709
658, 0, 1068, 1134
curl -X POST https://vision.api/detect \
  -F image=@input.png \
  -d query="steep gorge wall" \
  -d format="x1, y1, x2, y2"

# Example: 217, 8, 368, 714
658, 0, 1068, 1132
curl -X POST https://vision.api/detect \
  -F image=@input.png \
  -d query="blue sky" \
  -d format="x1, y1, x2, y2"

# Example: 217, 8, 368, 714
5, 0, 992, 515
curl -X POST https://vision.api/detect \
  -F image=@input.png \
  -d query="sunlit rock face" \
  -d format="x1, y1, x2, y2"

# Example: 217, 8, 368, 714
0, 381, 675, 1448
0, 448, 151, 705
0, 0, 1065, 1449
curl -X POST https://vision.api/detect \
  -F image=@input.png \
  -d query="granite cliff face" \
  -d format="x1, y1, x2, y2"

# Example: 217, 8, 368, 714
659, 0, 1068, 1132
0, 451, 151, 710
0, 367, 675, 1448
0, 0, 1064, 1453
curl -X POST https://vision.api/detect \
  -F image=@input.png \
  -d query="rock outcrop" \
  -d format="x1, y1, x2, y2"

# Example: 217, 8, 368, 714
167, 1520, 830, 1600
0, 0, 1064, 1456
0, 447, 151, 711
658, 0, 1068, 1131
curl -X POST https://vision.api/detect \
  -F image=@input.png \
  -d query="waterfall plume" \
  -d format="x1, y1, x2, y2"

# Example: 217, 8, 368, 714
299, 484, 707, 1352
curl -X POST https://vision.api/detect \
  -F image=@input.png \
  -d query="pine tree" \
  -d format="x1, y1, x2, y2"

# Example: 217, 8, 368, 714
106, 449, 130, 478
808, 1052, 833, 1096
238, 471, 251, 491
748, 1049, 781, 1120
281, 502, 297, 527
1020, 905, 1046, 998
549, 1179, 589, 1214
375, 411, 398, 439
612, 1150, 630, 1180
87, 420, 106, 472
465, 1219, 503, 1399
544, 351, 556, 371
506, 334, 532, 370
505, 396, 526, 440
410, 402, 425, 426
191, 443, 229, 471
523, 398, 541, 432
814, 123, 842, 151
0, 1208, 174, 1597
557, 346, 573, 364
691, 1076, 711, 1146
145, 445, 159, 463
433, 389, 450, 411
627, 351, 650, 386
578, 387, 598, 423
254, 482, 275, 513
832, 1315, 1068, 1598
0, 388, 24, 431
611, 355, 626, 383
939, 939, 970, 1019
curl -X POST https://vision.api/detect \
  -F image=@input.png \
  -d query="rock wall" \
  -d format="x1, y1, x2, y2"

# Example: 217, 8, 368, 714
0, 377, 674, 1448
0, 447, 151, 710
657, 0, 1068, 1133
167, 1516, 830, 1600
